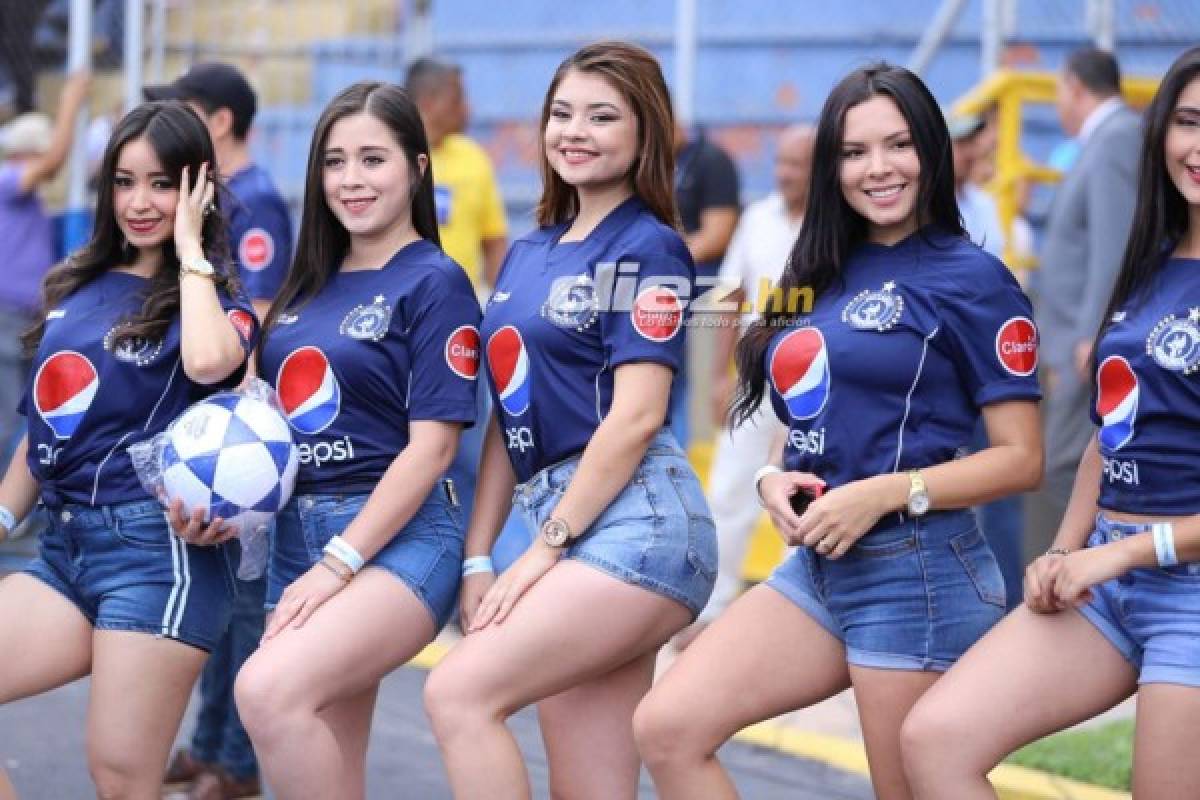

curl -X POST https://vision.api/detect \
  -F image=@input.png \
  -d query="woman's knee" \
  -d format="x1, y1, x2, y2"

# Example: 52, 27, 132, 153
234, 653, 303, 735
900, 696, 979, 781
88, 749, 154, 800
632, 687, 710, 768
423, 659, 498, 737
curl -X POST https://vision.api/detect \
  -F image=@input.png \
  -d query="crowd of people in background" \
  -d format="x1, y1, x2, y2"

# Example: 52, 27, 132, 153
0, 9, 1198, 798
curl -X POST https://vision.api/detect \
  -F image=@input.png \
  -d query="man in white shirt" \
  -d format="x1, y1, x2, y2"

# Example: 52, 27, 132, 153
676, 125, 814, 646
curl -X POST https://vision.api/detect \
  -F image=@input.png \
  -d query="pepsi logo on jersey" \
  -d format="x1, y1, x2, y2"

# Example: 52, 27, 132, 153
487, 325, 534, 452
276, 346, 356, 467
34, 351, 99, 441
1096, 355, 1140, 485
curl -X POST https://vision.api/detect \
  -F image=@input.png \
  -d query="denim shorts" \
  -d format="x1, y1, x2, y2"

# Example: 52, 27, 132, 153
266, 484, 464, 630
1077, 514, 1200, 687
766, 508, 1005, 672
513, 430, 717, 617
24, 499, 237, 652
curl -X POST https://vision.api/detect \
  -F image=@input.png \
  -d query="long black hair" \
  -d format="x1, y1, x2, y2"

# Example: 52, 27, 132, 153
23, 101, 233, 354
730, 62, 963, 426
1091, 46, 1200, 360
260, 81, 440, 355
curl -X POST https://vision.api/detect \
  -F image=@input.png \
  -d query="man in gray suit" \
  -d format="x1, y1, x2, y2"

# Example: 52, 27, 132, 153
1027, 48, 1142, 557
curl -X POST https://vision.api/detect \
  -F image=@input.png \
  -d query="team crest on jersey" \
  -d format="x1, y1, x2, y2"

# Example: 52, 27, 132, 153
339, 295, 393, 341
541, 274, 598, 331
1146, 308, 1200, 374
841, 281, 904, 331
103, 325, 164, 366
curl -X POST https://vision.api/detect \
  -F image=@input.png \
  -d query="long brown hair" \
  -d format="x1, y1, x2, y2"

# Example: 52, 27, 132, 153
535, 41, 678, 229
22, 101, 234, 355
260, 82, 440, 355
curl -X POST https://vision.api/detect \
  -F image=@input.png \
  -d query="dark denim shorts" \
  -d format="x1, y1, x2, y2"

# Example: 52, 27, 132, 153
1078, 514, 1200, 687
266, 486, 465, 630
767, 508, 1005, 671
24, 499, 237, 652
513, 430, 717, 617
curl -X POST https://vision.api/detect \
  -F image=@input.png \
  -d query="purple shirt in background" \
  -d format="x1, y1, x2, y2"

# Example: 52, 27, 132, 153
0, 162, 55, 312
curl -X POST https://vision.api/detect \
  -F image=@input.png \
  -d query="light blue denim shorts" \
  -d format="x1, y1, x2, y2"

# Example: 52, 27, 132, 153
1078, 514, 1200, 687
25, 499, 237, 652
514, 430, 717, 617
766, 508, 1005, 671
266, 483, 465, 630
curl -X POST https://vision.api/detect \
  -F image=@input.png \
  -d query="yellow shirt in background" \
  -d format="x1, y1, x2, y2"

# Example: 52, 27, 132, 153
430, 133, 507, 288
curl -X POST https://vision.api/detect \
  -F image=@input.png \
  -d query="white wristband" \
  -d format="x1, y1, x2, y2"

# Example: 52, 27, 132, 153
1151, 523, 1178, 567
753, 465, 783, 508
462, 556, 494, 577
324, 535, 366, 574
0, 505, 16, 534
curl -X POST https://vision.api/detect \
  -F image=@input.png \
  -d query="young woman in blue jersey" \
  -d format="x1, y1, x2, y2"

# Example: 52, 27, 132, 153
0, 101, 257, 797
228, 81, 478, 799
633, 63, 1044, 800
903, 46, 1200, 800
423, 42, 716, 799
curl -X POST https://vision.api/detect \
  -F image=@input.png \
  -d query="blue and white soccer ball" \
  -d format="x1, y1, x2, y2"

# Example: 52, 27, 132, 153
160, 392, 298, 535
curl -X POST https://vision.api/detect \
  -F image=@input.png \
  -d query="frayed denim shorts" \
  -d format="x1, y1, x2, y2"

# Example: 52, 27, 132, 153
766, 508, 1005, 672
1078, 514, 1200, 687
513, 430, 717, 617
24, 499, 237, 652
266, 483, 464, 630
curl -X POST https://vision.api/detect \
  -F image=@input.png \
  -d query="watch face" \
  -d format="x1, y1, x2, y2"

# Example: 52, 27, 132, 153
542, 519, 569, 547
909, 493, 930, 516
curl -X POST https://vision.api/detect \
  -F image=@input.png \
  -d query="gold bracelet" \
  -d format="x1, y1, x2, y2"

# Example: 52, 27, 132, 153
319, 557, 352, 583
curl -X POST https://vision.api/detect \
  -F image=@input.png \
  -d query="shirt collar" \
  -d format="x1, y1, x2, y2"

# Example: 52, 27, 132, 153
1079, 97, 1123, 143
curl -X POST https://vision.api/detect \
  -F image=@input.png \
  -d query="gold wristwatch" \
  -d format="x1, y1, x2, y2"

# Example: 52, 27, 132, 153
179, 256, 216, 280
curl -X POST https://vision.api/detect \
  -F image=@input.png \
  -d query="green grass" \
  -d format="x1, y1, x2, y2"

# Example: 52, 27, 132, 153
1005, 718, 1133, 791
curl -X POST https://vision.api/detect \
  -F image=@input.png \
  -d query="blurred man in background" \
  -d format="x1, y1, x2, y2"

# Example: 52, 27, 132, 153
406, 56, 507, 539
674, 123, 740, 447
1028, 47, 1140, 558
406, 56, 507, 290
677, 124, 812, 649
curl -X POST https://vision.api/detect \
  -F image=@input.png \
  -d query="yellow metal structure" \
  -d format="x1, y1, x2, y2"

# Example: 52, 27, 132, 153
952, 70, 1159, 272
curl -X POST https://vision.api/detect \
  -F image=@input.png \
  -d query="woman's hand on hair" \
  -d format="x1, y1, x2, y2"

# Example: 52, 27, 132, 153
795, 476, 895, 559
174, 162, 214, 264
167, 497, 235, 546
759, 471, 824, 545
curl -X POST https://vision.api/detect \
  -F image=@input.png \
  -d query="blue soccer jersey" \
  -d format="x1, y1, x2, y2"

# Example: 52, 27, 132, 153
480, 196, 693, 483
763, 227, 1041, 490
226, 164, 293, 301
258, 240, 481, 494
1091, 256, 1200, 515
20, 270, 258, 507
